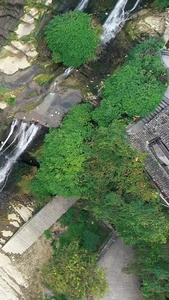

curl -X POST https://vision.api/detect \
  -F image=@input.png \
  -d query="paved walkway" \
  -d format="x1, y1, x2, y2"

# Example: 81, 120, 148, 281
98, 237, 142, 300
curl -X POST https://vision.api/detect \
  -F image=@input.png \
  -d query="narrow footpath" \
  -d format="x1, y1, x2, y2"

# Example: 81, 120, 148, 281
98, 237, 143, 300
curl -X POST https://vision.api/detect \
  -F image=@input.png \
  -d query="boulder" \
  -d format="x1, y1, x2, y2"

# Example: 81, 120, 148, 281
126, 9, 169, 44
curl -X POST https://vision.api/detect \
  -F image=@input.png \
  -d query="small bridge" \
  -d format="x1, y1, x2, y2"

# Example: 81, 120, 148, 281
2, 196, 77, 255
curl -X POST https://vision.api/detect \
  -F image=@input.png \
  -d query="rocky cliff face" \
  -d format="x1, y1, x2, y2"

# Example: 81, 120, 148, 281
0, 0, 25, 47
126, 8, 169, 45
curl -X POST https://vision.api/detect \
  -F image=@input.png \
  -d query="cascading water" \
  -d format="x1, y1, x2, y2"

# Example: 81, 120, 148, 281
0, 119, 18, 152
57, 67, 74, 80
0, 120, 40, 191
75, 0, 89, 11
129, 0, 141, 13
59, 0, 141, 80
101, 0, 141, 44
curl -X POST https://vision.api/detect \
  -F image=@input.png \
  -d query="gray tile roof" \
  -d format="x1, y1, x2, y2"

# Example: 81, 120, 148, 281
128, 108, 169, 201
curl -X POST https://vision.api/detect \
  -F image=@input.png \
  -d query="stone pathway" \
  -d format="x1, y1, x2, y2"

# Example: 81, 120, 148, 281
98, 237, 142, 300
15, 88, 83, 127
2, 196, 77, 254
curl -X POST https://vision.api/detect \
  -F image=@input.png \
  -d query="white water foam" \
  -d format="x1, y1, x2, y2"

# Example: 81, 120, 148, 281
101, 0, 141, 44
75, 0, 89, 11
0, 119, 18, 152
0, 121, 40, 191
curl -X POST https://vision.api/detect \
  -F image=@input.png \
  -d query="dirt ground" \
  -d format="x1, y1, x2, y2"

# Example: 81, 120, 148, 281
11, 222, 65, 300
15, 234, 53, 300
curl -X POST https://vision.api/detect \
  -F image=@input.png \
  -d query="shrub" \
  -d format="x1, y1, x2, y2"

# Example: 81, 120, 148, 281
82, 230, 100, 251
44, 229, 51, 239
61, 207, 77, 226
7, 96, 16, 106
45, 11, 100, 67
41, 241, 107, 299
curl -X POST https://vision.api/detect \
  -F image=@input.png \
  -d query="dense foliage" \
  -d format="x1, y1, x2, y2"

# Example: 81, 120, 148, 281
32, 39, 169, 299
45, 11, 100, 67
31, 104, 94, 199
41, 241, 107, 300
154, 0, 169, 9
59, 207, 108, 252
33, 105, 169, 299
80, 121, 155, 203
31, 107, 154, 203
93, 39, 167, 126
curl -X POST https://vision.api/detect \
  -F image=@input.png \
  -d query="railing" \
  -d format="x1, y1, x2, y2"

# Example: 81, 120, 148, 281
98, 230, 117, 260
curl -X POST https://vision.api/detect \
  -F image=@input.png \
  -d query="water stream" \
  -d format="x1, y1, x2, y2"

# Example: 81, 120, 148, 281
75, 0, 89, 11
62, 0, 141, 79
101, 0, 141, 43
0, 120, 40, 192
0, 0, 141, 191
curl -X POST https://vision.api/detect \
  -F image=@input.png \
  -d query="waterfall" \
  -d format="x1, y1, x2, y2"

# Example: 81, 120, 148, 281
101, 0, 141, 44
129, 0, 141, 13
75, 0, 89, 11
0, 120, 40, 192
58, 67, 74, 80
0, 119, 18, 151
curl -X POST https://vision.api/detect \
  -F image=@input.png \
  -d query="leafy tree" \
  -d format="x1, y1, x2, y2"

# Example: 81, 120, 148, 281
81, 121, 156, 203
132, 242, 169, 299
31, 37, 169, 300
113, 200, 169, 246
41, 241, 107, 300
59, 208, 106, 251
45, 11, 100, 67
31, 104, 94, 199
93, 38, 167, 126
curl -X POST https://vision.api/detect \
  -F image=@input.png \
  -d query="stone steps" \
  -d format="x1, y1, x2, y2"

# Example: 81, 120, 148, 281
2, 196, 77, 255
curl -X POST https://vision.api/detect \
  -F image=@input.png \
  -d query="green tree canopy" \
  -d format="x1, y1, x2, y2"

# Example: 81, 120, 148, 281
113, 200, 169, 246
135, 242, 169, 300
81, 121, 156, 203
93, 38, 167, 126
41, 241, 107, 299
31, 37, 169, 300
45, 11, 100, 67
31, 104, 94, 199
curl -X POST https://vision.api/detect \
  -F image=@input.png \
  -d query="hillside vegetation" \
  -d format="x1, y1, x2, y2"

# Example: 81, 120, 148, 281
31, 38, 169, 300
